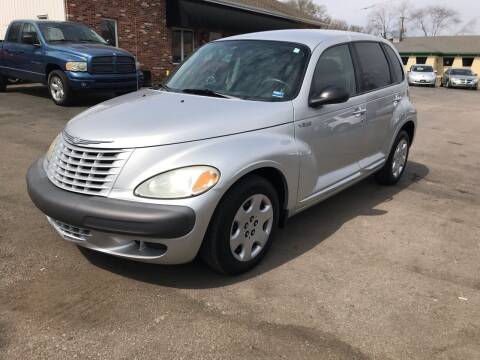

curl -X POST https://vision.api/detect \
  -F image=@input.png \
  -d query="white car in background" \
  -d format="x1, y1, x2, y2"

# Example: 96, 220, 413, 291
408, 65, 437, 87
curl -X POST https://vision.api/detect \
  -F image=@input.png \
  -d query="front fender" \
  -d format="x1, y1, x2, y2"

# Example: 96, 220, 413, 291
112, 123, 299, 211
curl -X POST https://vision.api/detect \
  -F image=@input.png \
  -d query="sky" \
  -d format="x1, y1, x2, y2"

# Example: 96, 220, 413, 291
316, 0, 480, 35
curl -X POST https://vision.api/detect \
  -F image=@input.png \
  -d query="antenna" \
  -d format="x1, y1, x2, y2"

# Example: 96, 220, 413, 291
134, 16, 139, 91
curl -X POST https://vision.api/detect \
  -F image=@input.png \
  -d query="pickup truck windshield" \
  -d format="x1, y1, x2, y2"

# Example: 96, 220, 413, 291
165, 40, 309, 101
38, 22, 107, 44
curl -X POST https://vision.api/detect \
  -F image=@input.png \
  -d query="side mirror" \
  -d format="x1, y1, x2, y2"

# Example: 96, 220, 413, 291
309, 86, 349, 108
434, 70, 438, 74
22, 33, 40, 47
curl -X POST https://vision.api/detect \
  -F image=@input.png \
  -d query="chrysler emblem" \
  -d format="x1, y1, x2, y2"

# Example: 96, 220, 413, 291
73, 137, 80, 143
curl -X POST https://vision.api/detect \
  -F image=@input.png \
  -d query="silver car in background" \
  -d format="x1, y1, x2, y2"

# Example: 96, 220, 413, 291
408, 65, 437, 87
27, 30, 417, 274
441, 68, 479, 90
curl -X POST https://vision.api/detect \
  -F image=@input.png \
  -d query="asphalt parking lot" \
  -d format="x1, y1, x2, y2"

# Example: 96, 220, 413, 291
0, 84, 479, 359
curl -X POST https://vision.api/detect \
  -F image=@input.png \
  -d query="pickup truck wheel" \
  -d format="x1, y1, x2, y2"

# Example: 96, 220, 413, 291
0, 75, 6, 92
375, 130, 410, 185
201, 175, 279, 275
48, 70, 71, 106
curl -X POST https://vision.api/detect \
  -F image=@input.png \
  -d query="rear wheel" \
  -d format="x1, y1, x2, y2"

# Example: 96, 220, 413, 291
375, 130, 410, 185
201, 175, 279, 275
48, 70, 71, 106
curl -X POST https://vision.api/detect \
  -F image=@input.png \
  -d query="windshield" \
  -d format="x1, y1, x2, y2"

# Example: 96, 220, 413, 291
38, 22, 107, 44
450, 69, 473, 76
165, 40, 310, 101
411, 65, 433, 72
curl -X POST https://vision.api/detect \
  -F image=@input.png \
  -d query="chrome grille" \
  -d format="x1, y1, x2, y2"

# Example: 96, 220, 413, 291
46, 136, 132, 196
48, 217, 91, 241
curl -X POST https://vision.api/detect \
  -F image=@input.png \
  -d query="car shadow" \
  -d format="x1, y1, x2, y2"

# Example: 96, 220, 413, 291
80, 161, 429, 289
6, 84, 116, 107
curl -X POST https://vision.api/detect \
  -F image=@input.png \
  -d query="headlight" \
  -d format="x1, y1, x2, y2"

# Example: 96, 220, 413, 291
135, 166, 220, 199
66, 61, 87, 72
473, 79, 478, 84
46, 134, 61, 162
136, 60, 142, 70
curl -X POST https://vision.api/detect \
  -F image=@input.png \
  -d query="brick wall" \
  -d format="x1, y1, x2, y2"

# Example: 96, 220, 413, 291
65, 0, 172, 83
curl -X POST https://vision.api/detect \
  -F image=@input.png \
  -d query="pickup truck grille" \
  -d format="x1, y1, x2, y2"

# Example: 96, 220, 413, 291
91, 56, 136, 74
46, 136, 132, 196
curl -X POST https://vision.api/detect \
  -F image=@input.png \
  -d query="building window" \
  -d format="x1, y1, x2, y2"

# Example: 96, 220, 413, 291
443, 57, 454, 66
416, 57, 427, 64
462, 57, 474, 67
401, 57, 409, 65
100, 18, 118, 47
172, 29, 194, 64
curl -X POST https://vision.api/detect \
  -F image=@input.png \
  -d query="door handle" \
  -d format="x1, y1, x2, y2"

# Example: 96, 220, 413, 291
352, 107, 366, 116
393, 95, 402, 106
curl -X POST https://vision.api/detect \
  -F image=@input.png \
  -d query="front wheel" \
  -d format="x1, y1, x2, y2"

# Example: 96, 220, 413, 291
48, 70, 72, 106
201, 175, 279, 275
375, 130, 410, 185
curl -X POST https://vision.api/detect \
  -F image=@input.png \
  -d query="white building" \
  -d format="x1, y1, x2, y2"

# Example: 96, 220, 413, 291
0, 0, 65, 39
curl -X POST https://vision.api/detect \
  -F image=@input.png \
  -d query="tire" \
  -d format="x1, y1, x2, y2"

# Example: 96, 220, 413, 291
201, 175, 279, 275
0, 75, 6, 92
48, 70, 71, 106
375, 130, 410, 185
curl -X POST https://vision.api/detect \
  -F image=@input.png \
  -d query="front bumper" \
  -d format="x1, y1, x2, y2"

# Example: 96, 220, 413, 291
450, 81, 478, 88
408, 78, 436, 86
65, 70, 144, 91
26, 159, 205, 264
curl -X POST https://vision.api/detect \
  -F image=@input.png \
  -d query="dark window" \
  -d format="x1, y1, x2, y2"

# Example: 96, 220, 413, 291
462, 57, 474, 67
6, 23, 22, 42
401, 57, 409, 65
416, 57, 427, 64
384, 45, 404, 83
443, 57, 454, 66
21, 23, 40, 44
353, 42, 391, 92
172, 29, 194, 63
100, 18, 117, 47
310, 44, 356, 97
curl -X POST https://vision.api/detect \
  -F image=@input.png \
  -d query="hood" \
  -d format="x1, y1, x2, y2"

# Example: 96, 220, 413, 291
65, 89, 293, 149
49, 43, 133, 58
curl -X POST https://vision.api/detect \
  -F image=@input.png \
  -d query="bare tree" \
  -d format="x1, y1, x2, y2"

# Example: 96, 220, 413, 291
366, 2, 395, 39
410, 5, 460, 36
285, 0, 329, 21
456, 18, 477, 35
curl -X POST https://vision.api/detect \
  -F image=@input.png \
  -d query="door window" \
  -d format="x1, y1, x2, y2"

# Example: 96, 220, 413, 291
353, 42, 392, 92
310, 44, 356, 98
6, 23, 22, 42
383, 45, 404, 84
21, 23, 40, 45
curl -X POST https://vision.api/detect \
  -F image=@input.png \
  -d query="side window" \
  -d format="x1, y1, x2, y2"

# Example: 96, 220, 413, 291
310, 44, 356, 98
21, 23, 40, 45
6, 23, 22, 43
383, 45, 404, 84
353, 42, 392, 92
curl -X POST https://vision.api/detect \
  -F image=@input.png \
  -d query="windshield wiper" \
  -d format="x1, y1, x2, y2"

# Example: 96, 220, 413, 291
181, 88, 238, 99
152, 83, 171, 92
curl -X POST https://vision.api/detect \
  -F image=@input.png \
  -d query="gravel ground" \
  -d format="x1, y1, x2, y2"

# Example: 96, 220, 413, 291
0, 85, 479, 359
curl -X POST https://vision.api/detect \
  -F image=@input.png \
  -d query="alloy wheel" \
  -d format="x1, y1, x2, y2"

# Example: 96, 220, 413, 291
392, 139, 408, 178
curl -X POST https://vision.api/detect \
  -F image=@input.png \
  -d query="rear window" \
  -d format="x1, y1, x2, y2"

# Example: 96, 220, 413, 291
6, 23, 22, 42
353, 42, 392, 92
383, 45, 404, 83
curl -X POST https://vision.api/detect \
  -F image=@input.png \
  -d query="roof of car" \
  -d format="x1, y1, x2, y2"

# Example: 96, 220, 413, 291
220, 29, 382, 50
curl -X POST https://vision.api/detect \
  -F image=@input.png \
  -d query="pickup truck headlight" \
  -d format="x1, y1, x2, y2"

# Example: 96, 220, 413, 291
66, 61, 87, 72
46, 134, 61, 162
135, 166, 220, 199
136, 60, 142, 70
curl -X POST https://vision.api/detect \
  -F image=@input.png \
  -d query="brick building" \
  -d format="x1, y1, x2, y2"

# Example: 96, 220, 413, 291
63, 0, 323, 83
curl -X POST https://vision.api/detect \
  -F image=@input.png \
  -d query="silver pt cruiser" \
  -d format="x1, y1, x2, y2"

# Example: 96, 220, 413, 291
27, 30, 417, 274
